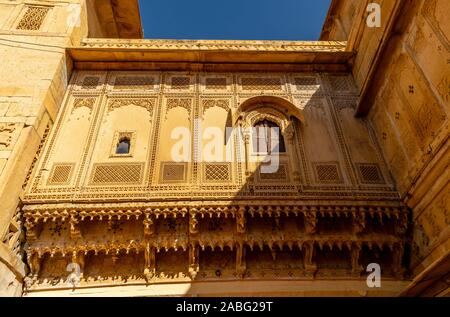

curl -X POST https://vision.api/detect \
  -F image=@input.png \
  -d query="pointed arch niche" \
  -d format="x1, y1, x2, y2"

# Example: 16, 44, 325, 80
233, 96, 305, 182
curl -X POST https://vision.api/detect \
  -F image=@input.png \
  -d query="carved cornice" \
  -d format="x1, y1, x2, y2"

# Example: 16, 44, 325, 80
79, 39, 347, 52
69, 39, 352, 72
22, 202, 407, 222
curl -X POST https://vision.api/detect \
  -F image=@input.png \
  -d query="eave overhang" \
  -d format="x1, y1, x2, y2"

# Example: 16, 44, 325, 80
68, 39, 353, 72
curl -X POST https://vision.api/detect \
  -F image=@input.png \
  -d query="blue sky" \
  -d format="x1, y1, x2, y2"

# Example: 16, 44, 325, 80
138, 0, 331, 40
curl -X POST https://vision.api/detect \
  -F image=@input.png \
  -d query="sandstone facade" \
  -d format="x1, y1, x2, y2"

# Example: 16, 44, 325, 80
0, 0, 448, 297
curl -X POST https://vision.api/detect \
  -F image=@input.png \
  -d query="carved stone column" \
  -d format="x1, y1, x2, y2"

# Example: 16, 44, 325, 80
28, 252, 41, 278
351, 244, 362, 276
284, 124, 300, 181
242, 127, 252, 177
188, 243, 199, 279
144, 243, 156, 281
236, 242, 246, 278
303, 241, 317, 276
236, 207, 246, 234
392, 243, 405, 278
24, 219, 41, 242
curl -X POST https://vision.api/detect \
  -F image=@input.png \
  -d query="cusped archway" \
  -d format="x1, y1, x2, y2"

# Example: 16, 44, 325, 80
232, 95, 305, 126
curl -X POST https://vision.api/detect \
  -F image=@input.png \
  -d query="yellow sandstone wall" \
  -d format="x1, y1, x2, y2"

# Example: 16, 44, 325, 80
322, 0, 449, 295
0, 0, 88, 296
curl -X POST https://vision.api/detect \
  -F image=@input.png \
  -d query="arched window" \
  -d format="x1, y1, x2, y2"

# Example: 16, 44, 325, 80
116, 137, 131, 154
252, 120, 286, 153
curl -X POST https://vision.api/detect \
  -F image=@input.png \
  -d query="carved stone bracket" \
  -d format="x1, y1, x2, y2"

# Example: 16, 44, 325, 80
395, 211, 409, 236
304, 208, 317, 234
24, 219, 41, 242
352, 208, 366, 234
189, 210, 199, 235
143, 214, 155, 239
236, 207, 246, 234
69, 213, 82, 240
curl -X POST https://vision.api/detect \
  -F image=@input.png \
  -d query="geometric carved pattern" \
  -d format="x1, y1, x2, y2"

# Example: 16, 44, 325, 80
202, 99, 230, 114
294, 77, 319, 90
356, 163, 384, 184
204, 163, 231, 182
108, 99, 155, 114
81, 77, 100, 89
314, 163, 342, 183
166, 99, 192, 117
241, 78, 282, 90
73, 98, 95, 112
48, 164, 73, 185
259, 164, 288, 181
113, 76, 154, 90
16, 6, 50, 30
91, 163, 143, 185
171, 77, 190, 89
161, 163, 186, 182
205, 78, 227, 90
329, 75, 351, 91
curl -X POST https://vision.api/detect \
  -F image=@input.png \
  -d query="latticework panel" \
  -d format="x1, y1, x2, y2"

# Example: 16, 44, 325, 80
90, 163, 143, 185
294, 77, 319, 90
258, 164, 288, 181
113, 76, 154, 90
161, 163, 187, 182
204, 163, 231, 182
329, 75, 352, 91
241, 77, 282, 90
171, 77, 190, 89
82, 77, 100, 89
48, 164, 73, 185
16, 6, 49, 30
314, 163, 342, 183
205, 78, 227, 90
357, 163, 384, 184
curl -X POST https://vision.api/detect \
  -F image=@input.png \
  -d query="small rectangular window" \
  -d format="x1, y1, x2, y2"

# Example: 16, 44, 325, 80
110, 131, 136, 157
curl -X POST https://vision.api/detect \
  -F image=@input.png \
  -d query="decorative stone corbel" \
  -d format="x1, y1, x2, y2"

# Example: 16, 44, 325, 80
189, 210, 199, 235
303, 242, 317, 276
352, 208, 366, 234
236, 207, 246, 234
188, 244, 199, 279
143, 214, 155, 239
69, 215, 82, 240
304, 208, 317, 234
144, 243, 156, 281
236, 242, 246, 278
24, 219, 41, 242
395, 211, 409, 236
28, 252, 41, 279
